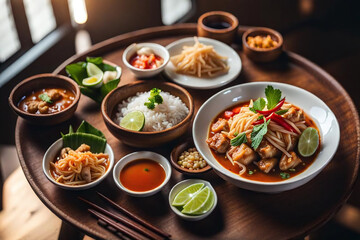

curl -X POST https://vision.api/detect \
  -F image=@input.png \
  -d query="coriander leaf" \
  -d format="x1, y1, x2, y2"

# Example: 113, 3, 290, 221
86, 57, 103, 65
248, 170, 254, 175
280, 172, 290, 179
144, 168, 149, 172
144, 101, 155, 110
265, 85, 282, 110
257, 115, 264, 120
275, 109, 289, 115
153, 94, 163, 104
250, 98, 266, 113
230, 132, 247, 146
39, 93, 52, 103
289, 168, 296, 172
251, 119, 270, 150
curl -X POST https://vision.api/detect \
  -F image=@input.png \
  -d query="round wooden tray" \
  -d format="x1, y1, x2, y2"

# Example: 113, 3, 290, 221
15, 24, 360, 240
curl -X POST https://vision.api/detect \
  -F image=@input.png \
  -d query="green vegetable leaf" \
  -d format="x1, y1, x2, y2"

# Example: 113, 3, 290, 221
86, 57, 103, 65
39, 93, 52, 103
230, 132, 247, 146
250, 97, 266, 113
65, 62, 87, 86
289, 168, 296, 172
69, 125, 74, 134
144, 168, 149, 172
275, 109, 289, 115
100, 78, 120, 99
80, 87, 103, 104
248, 170, 254, 175
101, 63, 117, 72
77, 120, 106, 139
265, 85, 282, 110
280, 172, 290, 179
251, 119, 270, 150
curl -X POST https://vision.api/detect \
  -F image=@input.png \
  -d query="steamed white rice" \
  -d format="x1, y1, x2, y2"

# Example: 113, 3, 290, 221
115, 91, 189, 132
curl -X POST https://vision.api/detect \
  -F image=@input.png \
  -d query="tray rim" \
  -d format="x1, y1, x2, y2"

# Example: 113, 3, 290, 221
15, 23, 360, 240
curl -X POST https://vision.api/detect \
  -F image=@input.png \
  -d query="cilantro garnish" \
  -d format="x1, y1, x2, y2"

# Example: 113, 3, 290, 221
265, 85, 282, 110
250, 97, 266, 113
230, 132, 247, 146
39, 93, 52, 103
144, 168, 149, 172
248, 170, 254, 175
251, 119, 270, 150
280, 172, 290, 179
144, 88, 163, 110
275, 109, 289, 115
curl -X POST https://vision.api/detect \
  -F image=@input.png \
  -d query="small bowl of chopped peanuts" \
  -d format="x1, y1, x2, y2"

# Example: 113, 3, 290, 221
170, 138, 212, 174
242, 27, 283, 62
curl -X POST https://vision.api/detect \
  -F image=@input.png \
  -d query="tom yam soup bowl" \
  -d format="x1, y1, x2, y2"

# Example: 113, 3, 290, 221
9, 73, 81, 125
193, 82, 340, 193
113, 151, 172, 197
122, 42, 170, 78
42, 138, 115, 190
101, 80, 194, 148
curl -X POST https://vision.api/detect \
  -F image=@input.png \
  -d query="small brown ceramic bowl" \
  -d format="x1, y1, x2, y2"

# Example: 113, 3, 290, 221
9, 73, 80, 125
170, 138, 211, 175
101, 80, 194, 148
242, 27, 283, 62
198, 11, 239, 45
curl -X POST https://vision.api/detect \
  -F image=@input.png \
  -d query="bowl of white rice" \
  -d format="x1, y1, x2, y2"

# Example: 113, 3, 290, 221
101, 80, 194, 147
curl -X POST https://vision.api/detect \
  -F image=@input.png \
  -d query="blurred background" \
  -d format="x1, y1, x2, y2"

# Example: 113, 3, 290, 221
0, 0, 359, 239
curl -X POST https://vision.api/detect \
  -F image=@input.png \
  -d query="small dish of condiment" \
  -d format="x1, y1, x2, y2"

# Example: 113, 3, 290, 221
170, 138, 211, 175
242, 27, 283, 62
122, 43, 170, 78
9, 73, 80, 125
197, 11, 239, 45
113, 151, 172, 197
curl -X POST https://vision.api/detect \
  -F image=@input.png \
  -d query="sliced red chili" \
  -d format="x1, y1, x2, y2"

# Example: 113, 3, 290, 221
256, 98, 286, 115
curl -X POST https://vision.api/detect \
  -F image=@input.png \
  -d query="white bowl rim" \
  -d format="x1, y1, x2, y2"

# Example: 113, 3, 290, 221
122, 42, 170, 72
113, 151, 172, 196
42, 138, 115, 190
168, 179, 218, 220
193, 81, 340, 186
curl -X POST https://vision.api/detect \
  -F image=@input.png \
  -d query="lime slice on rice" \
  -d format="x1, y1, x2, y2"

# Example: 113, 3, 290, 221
172, 183, 204, 207
83, 62, 103, 88
120, 111, 145, 131
193, 189, 215, 215
298, 127, 319, 157
181, 186, 211, 214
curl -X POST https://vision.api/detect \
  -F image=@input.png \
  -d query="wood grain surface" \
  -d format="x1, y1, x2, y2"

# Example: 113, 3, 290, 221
15, 24, 360, 240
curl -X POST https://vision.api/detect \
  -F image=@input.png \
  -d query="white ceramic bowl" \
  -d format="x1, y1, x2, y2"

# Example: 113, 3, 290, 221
122, 43, 170, 78
168, 179, 217, 221
42, 138, 114, 190
113, 151, 172, 197
193, 82, 340, 193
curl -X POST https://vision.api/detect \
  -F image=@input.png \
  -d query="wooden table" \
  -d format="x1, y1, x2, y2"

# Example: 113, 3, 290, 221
15, 24, 360, 240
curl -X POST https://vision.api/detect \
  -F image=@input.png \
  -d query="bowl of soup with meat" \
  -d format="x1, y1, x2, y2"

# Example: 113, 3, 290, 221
9, 73, 80, 125
193, 82, 340, 193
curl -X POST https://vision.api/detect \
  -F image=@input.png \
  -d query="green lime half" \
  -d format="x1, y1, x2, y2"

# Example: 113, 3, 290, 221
298, 127, 319, 157
181, 186, 210, 215
193, 189, 214, 215
120, 111, 145, 131
172, 183, 204, 207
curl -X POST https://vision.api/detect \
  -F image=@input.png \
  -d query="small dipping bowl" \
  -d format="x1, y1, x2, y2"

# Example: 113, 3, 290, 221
43, 138, 114, 190
113, 151, 172, 197
9, 73, 80, 125
122, 43, 170, 78
169, 179, 217, 221
198, 11, 239, 45
242, 27, 283, 62
170, 138, 212, 175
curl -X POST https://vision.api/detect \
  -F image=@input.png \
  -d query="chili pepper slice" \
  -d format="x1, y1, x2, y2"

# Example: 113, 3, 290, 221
256, 98, 286, 115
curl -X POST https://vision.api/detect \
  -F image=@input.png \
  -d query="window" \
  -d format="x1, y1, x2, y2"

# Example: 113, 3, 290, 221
161, 0, 192, 25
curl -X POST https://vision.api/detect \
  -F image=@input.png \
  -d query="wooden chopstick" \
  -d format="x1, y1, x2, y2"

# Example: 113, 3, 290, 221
89, 209, 147, 240
98, 219, 130, 240
97, 192, 171, 239
79, 197, 162, 240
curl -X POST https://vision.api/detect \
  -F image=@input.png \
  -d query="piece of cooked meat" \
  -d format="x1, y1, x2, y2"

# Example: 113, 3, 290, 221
284, 134, 299, 151
258, 158, 278, 173
231, 143, 257, 165
60, 147, 72, 159
38, 101, 49, 114
279, 151, 302, 170
26, 101, 39, 113
283, 107, 304, 122
81, 166, 91, 183
206, 133, 230, 154
211, 118, 229, 133
47, 89, 62, 101
256, 140, 281, 158
76, 144, 91, 152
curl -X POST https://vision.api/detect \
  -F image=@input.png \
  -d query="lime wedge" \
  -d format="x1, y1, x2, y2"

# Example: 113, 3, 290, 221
120, 111, 145, 131
193, 189, 214, 215
83, 62, 103, 88
181, 186, 210, 214
298, 127, 319, 157
172, 183, 204, 207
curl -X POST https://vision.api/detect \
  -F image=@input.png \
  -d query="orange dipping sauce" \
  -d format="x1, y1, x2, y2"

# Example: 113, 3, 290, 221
120, 159, 166, 192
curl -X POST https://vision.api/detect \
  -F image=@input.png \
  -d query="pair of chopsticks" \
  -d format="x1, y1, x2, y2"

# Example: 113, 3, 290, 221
78, 192, 171, 240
